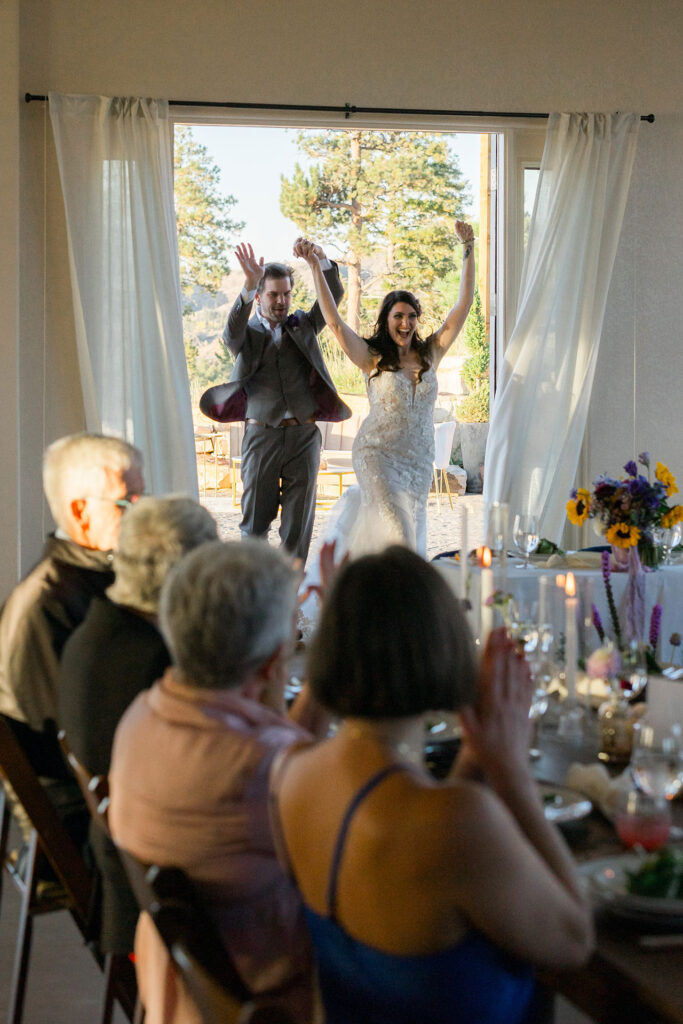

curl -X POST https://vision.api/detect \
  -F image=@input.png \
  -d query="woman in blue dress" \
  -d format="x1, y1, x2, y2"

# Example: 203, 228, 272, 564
273, 547, 593, 1024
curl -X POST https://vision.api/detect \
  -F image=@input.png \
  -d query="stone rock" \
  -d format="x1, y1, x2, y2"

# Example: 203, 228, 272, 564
459, 422, 489, 494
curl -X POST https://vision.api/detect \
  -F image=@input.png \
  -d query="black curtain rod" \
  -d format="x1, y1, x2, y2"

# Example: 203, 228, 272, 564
24, 94, 655, 122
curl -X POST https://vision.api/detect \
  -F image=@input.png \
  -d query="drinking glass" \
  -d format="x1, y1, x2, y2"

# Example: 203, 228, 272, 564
614, 788, 671, 851
631, 720, 683, 838
487, 501, 509, 563
512, 514, 539, 569
664, 523, 683, 565
655, 523, 682, 565
616, 641, 649, 701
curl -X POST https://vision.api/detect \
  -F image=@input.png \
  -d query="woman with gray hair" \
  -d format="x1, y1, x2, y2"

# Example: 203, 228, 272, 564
109, 539, 327, 1024
58, 496, 217, 956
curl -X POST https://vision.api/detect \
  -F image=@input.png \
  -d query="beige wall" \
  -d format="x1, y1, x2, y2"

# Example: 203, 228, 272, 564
4, 0, 683, 587
1, 0, 20, 597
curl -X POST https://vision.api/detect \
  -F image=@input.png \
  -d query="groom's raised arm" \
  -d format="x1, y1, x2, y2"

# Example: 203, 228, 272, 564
223, 242, 264, 357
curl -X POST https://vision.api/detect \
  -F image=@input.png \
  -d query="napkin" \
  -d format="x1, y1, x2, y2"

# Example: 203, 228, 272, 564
535, 551, 604, 570
565, 762, 633, 820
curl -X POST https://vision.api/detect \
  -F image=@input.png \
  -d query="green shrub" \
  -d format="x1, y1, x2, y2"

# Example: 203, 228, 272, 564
457, 379, 489, 422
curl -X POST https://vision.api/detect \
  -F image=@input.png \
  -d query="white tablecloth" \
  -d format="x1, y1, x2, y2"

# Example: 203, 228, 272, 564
436, 558, 683, 663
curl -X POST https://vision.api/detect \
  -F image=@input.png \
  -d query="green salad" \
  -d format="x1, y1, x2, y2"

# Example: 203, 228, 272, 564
626, 848, 683, 900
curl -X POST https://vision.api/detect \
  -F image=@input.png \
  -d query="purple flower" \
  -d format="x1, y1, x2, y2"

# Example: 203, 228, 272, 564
624, 460, 638, 477
649, 603, 662, 650
285, 313, 300, 328
592, 603, 605, 643
638, 452, 651, 468
601, 549, 611, 583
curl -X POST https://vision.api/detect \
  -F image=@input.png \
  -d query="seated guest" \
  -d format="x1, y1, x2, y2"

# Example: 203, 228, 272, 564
273, 547, 594, 1024
59, 496, 218, 955
109, 539, 328, 1024
0, 432, 143, 839
59, 496, 218, 776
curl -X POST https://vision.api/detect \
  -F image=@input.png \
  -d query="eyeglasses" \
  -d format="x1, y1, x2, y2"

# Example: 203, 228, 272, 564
80, 494, 144, 510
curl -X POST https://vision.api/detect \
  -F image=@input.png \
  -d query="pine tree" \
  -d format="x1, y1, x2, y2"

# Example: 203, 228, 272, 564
280, 130, 470, 333
174, 127, 244, 301
457, 290, 490, 422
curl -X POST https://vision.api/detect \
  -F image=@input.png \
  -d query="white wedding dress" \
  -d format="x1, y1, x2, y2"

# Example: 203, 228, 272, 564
299, 364, 438, 634
352, 364, 437, 555
313, 365, 438, 559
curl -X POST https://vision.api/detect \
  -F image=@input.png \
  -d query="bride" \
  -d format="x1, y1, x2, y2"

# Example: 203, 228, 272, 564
296, 222, 474, 558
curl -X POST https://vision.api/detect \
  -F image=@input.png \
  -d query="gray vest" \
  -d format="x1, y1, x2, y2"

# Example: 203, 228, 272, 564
244, 332, 318, 426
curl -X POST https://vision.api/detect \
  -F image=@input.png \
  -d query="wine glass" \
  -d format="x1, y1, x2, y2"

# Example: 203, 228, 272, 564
663, 523, 683, 565
619, 641, 648, 701
512, 514, 539, 569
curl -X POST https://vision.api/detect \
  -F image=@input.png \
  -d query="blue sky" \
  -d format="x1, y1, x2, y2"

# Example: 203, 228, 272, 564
189, 125, 482, 267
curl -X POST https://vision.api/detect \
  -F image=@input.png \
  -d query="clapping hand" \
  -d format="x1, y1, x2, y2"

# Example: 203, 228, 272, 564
455, 220, 475, 246
293, 237, 325, 265
235, 242, 265, 291
298, 540, 348, 605
458, 628, 533, 781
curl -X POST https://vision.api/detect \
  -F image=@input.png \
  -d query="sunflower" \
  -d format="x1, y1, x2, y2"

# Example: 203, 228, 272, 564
662, 505, 683, 528
566, 488, 591, 526
655, 462, 679, 497
606, 522, 641, 548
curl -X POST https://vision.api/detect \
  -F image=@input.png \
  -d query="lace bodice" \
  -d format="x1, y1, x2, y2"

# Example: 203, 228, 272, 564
354, 366, 437, 481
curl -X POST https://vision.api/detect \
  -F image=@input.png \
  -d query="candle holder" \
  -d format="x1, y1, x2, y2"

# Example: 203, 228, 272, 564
557, 697, 585, 740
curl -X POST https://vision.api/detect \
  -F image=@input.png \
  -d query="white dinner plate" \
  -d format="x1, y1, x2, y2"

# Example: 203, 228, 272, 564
537, 783, 592, 823
581, 852, 683, 926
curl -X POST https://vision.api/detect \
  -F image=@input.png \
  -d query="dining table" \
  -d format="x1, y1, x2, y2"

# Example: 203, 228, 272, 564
528, 716, 683, 1024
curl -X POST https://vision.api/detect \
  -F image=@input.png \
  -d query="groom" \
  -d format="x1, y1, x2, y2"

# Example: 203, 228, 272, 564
200, 240, 351, 560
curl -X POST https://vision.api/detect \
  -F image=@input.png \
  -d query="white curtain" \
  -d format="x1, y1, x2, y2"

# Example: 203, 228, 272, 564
484, 113, 640, 542
49, 93, 198, 498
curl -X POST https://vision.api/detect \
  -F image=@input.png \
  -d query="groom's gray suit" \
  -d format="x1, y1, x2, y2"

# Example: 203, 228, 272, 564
200, 263, 350, 559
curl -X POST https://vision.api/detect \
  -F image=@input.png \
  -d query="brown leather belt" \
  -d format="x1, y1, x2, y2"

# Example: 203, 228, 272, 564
246, 417, 315, 428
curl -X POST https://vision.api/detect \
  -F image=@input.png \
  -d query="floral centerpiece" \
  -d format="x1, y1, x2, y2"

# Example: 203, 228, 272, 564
566, 452, 683, 567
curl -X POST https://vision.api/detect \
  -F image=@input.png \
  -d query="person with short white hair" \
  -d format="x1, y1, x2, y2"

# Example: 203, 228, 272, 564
110, 539, 327, 1024
58, 496, 218, 956
0, 432, 143, 803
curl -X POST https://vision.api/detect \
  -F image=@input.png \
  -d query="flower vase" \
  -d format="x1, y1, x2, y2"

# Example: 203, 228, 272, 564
610, 544, 630, 571
637, 535, 660, 569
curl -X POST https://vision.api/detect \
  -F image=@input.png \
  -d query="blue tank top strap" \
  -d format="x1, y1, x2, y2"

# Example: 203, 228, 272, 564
326, 762, 407, 920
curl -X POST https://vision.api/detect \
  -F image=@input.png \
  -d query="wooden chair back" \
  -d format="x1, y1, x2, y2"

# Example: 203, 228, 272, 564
0, 716, 94, 1022
0, 716, 92, 920
119, 850, 295, 1022
57, 729, 111, 834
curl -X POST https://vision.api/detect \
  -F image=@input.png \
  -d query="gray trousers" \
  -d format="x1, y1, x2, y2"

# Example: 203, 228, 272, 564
239, 422, 321, 560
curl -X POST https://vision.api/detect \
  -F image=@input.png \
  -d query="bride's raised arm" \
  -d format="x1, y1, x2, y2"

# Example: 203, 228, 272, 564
431, 220, 476, 363
294, 240, 378, 374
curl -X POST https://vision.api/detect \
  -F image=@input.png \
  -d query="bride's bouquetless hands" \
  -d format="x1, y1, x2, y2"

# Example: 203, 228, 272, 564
293, 237, 324, 264
454, 220, 475, 246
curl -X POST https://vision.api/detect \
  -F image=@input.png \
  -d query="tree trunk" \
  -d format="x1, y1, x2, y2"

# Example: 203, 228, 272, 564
346, 255, 361, 334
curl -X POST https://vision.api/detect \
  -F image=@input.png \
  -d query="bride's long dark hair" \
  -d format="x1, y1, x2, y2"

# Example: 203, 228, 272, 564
366, 290, 432, 382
